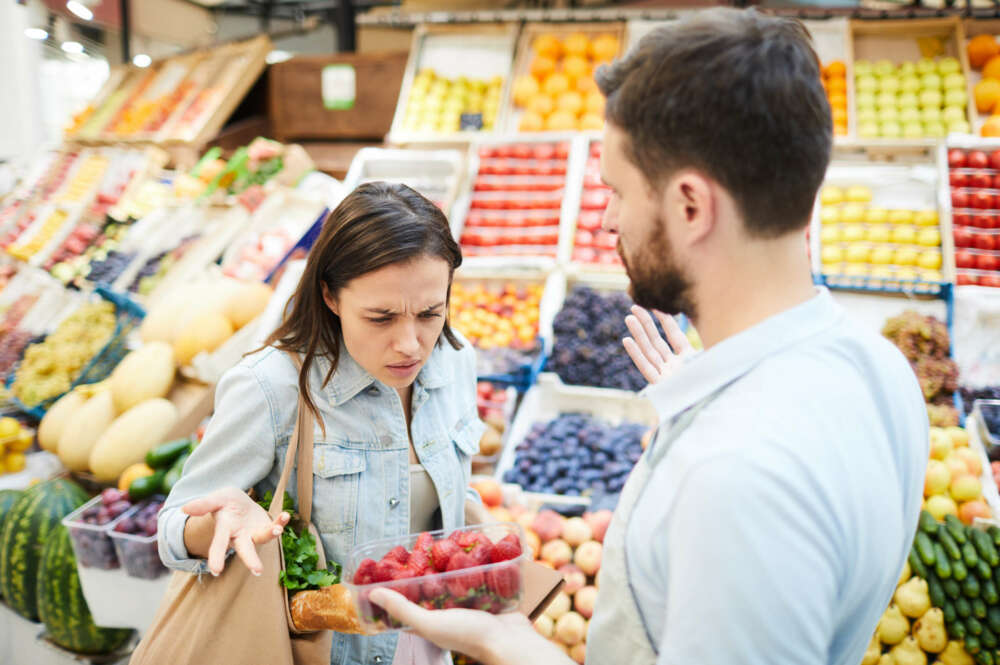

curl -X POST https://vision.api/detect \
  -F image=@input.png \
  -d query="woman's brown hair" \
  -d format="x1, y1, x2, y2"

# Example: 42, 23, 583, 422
264, 181, 463, 417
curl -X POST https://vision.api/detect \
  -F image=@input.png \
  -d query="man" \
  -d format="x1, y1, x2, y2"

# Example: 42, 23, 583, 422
371, 8, 928, 664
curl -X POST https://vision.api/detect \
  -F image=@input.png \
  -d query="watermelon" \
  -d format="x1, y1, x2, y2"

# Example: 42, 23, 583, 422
0, 478, 88, 619
38, 525, 132, 654
0, 488, 21, 534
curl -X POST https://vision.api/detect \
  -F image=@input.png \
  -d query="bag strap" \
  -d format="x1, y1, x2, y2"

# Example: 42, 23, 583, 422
268, 352, 317, 525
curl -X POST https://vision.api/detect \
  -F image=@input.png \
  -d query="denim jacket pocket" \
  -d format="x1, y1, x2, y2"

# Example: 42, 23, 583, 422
451, 416, 483, 458
311, 445, 366, 536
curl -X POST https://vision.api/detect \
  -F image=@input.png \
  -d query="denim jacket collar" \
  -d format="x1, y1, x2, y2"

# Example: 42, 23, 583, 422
315, 340, 452, 407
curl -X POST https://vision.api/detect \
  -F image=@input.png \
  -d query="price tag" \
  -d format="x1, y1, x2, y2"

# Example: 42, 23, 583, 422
460, 113, 484, 131
322, 64, 356, 110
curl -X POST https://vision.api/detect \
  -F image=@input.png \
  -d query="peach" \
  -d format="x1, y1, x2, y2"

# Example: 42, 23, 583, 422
542, 538, 573, 568
471, 478, 503, 508
555, 611, 587, 646
532, 509, 565, 542
524, 529, 541, 559
562, 517, 593, 547
569, 643, 587, 664
545, 591, 571, 620
534, 614, 554, 638
959, 499, 991, 525
558, 564, 587, 595
582, 510, 612, 543
574, 585, 598, 619
955, 447, 983, 476
574, 540, 603, 576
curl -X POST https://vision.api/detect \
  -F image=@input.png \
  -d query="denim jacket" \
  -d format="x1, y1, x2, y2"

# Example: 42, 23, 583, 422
158, 335, 485, 665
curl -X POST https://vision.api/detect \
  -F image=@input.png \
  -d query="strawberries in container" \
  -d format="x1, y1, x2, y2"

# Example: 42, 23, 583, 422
346, 523, 525, 633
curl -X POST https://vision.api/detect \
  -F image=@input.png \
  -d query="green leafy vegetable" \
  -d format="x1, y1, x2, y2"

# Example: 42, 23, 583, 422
257, 491, 340, 591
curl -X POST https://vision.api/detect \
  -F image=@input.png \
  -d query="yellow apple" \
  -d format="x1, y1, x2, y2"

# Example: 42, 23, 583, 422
820, 186, 844, 206
951, 474, 983, 503
955, 447, 983, 476
925, 459, 952, 496
914, 210, 939, 226
926, 494, 959, 521
871, 246, 895, 264
930, 427, 954, 460
946, 426, 970, 448
843, 264, 869, 277
892, 226, 917, 244
865, 208, 890, 224
820, 226, 840, 244
867, 225, 892, 243
846, 245, 871, 263
820, 207, 841, 225
846, 186, 873, 203
842, 205, 866, 224
843, 223, 866, 242
888, 209, 915, 225
821, 245, 843, 264
894, 247, 919, 266
917, 228, 941, 247
918, 250, 942, 271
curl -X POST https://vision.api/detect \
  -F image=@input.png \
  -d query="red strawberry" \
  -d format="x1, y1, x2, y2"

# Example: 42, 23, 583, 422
420, 576, 447, 602
446, 552, 484, 598
448, 530, 464, 544
442, 597, 461, 610
388, 567, 420, 603
469, 542, 492, 566
456, 531, 479, 550
415, 532, 433, 556
473, 592, 498, 612
432, 539, 461, 571
419, 599, 437, 610
385, 545, 410, 566
353, 558, 378, 585
487, 565, 520, 600
490, 534, 522, 563
408, 549, 432, 575
374, 559, 403, 583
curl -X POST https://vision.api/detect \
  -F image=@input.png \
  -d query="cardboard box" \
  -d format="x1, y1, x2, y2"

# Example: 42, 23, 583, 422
520, 560, 565, 621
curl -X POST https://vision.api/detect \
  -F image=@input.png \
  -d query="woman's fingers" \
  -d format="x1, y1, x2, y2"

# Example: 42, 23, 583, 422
207, 520, 233, 576
654, 309, 693, 356
625, 315, 663, 370
182, 494, 225, 517
632, 306, 675, 360
233, 533, 263, 576
251, 512, 289, 545
623, 337, 661, 384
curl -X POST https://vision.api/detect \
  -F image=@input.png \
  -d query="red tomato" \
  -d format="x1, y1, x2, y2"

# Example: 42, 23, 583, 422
969, 150, 990, 169
575, 230, 594, 247
974, 233, 997, 251
949, 149, 967, 168
956, 249, 977, 268
954, 227, 974, 248
951, 171, 969, 188
977, 253, 999, 271
957, 272, 979, 286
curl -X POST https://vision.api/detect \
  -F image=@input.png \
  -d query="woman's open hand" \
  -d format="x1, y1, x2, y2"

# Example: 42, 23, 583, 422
623, 306, 694, 385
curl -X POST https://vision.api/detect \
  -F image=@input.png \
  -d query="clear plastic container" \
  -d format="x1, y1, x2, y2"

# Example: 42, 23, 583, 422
974, 400, 1000, 449
345, 522, 525, 634
108, 498, 167, 579
62, 495, 137, 570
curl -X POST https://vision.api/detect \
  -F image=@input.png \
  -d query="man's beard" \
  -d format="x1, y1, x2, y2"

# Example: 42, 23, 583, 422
618, 218, 696, 319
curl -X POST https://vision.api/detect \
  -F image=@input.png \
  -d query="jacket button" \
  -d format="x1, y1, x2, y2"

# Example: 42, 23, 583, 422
374, 657, 383, 664
368, 386, 379, 396
388, 497, 399, 508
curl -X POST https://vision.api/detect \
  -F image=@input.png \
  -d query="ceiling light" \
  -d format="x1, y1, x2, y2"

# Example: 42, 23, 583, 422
132, 53, 151, 68
266, 50, 292, 65
66, 1, 93, 21
24, 28, 49, 40
60, 40, 84, 54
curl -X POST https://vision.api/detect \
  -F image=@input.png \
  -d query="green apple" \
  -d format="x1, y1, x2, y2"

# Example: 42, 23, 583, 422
856, 91, 877, 110
880, 76, 901, 94
903, 121, 925, 138
879, 106, 900, 123
916, 58, 937, 75
948, 119, 972, 134
921, 73, 942, 90
859, 121, 880, 138
944, 72, 967, 91
854, 60, 873, 77
874, 59, 896, 77
899, 107, 921, 124
945, 89, 968, 108
921, 106, 942, 123
924, 120, 947, 138
938, 57, 961, 75
858, 108, 878, 124
898, 62, 917, 78
942, 106, 966, 123
898, 92, 920, 110
856, 75, 878, 93
877, 91, 899, 109
919, 89, 943, 109
901, 76, 922, 94
880, 121, 902, 138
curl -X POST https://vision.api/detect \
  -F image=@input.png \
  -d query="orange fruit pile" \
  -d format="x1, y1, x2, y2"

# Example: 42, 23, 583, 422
513, 32, 620, 132
822, 61, 848, 137
450, 282, 542, 350
969, 34, 1000, 136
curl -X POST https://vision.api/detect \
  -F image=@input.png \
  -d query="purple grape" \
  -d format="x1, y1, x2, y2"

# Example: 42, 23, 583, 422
101, 488, 127, 506
107, 500, 131, 518
96, 507, 112, 524
114, 518, 136, 533
141, 521, 157, 537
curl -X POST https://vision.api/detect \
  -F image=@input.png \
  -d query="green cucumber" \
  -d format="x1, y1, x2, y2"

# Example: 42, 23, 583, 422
128, 470, 166, 501
968, 634, 982, 655
145, 438, 193, 470
951, 620, 968, 641
975, 598, 989, 619
974, 529, 1000, 567
941, 528, 963, 561
970, 617, 986, 636
989, 525, 1000, 548
966, 541, 982, 568
959, 598, 974, 618
929, 576, 948, 608
990, 607, 1000, 633
916, 531, 938, 566
986, 580, 1000, 605
947, 514, 969, 544
946, 578, 963, 599
955, 558, 970, 582
977, 650, 995, 665
978, 559, 994, 583
966, 574, 983, 599
936, 543, 953, 579
162, 451, 190, 495
985, 627, 999, 650
910, 548, 930, 580
919, 510, 940, 534
945, 602, 958, 625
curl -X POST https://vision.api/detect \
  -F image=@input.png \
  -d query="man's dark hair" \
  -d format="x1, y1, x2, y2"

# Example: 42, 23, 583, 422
595, 8, 832, 237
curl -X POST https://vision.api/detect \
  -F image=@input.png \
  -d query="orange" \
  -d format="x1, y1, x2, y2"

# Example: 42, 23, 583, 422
969, 34, 1000, 70
832, 107, 848, 126
512, 75, 540, 108
563, 55, 591, 82
828, 92, 848, 111
578, 113, 604, 131
826, 77, 847, 95
576, 75, 599, 95
527, 93, 555, 116
982, 114, 1000, 137
546, 110, 577, 131
984, 55, 1000, 81
584, 90, 605, 114
556, 90, 584, 115
589, 34, 620, 63
563, 32, 590, 58
530, 56, 557, 80
543, 72, 571, 97
974, 78, 1000, 113
533, 34, 563, 60
834, 123, 848, 137
823, 60, 846, 79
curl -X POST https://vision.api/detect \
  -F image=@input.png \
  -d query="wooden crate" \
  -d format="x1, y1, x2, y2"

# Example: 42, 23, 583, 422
502, 21, 626, 135
962, 18, 1000, 135
270, 50, 408, 142
849, 17, 974, 145
387, 23, 518, 145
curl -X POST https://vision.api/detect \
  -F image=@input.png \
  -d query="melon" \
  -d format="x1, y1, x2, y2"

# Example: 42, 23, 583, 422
224, 281, 273, 329
88, 398, 179, 482
57, 390, 116, 472
109, 342, 176, 413
38, 390, 87, 453
173, 312, 235, 366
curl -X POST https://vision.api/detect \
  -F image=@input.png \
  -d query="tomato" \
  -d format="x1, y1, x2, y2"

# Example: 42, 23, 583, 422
575, 230, 595, 247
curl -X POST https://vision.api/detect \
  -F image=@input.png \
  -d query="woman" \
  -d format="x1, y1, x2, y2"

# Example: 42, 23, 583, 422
158, 182, 488, 665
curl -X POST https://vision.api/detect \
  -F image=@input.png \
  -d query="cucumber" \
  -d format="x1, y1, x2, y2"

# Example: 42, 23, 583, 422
145, 438, 193, 470
910, 548, 930, 580
941, 528, 964, 561
974, 529, 1000, 567
947, 514, 970, 544
916, 531, 938, 566
128, 470, 166, 501
988, 525, 1000, 548
985, 627, 999, 650
966, 575, 983, 599
977, 650, 995, 665
919, 510, 940, 535
968, 634, 982, 655
929, 576, 948, 608
966, 541, 982, 569
989, 607, 1000, 633
937, 543, 954, 579
162, 451, 190, 495
960, 598, 974, 618
946, 578, 963, 599
955, 558, 970, 582
976, 598, 989, 619
951, 620, 969, 641
986, 580, 1000, 605
945, 602, 958, 624
970, 617, 986, 636
978, 559, 994, 583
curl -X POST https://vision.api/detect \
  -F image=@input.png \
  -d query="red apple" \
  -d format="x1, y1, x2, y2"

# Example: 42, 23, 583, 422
973, 191, 995, 209
990, 150, 1000, 171
972, 171, 993, 189
575, 230, 594, 247
957, 249, 977, 268
533, 144, 556, 161
954, 211, 972, 227
558, 564, 587, 595
974, 233, 997, 251
479, 146, 497, 159
953, 189, 971, 209
974, 214, 994, 229
470, 479, 503, 508
581, 190, 610, 210
981, 274, 1000, 287
970, 150, 990, 169
578, 211, 603, 231
572, 247, 597, 263
951, 171, 969, 188
957, 272, 980, 286
977, 253, 999, 271
949, 148, 968, 168
555, 142, 571, 160
595, 231, 618, 250
955, 227, 974, 247
992, 173, 1000, 191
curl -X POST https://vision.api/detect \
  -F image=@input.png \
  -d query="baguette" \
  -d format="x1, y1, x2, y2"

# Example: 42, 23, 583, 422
291, 584, 363, 634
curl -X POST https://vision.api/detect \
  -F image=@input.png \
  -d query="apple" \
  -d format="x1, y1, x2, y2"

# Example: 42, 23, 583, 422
878, 92, 900, 109
857, 108, 877, 125
978, 253, 1000, 271
898, 92, 920, 110
903, 122, 924, 139
532, 509, 565, 542
954, 227, 974, 247
854, 60, 873, 76
542, 539, 574, 568
974, 233, 996, 251
899, 62, 916, 78
545, 591, 572, 620
982, 275, 1000, 287
957, 272, 979, 286
921, 73, 942, 90
973, 214, 994, 229
939, 57, 961, 75
575, 230, 594, 248
574, 586, 598, 619
949, 148, 968, 168
874, 59, 895, 77
974, 191, 996, 209
954, 211, 972, 227
572, 247, 597, 263
901, 77, 922, 95
959, 499, 991, 525
524, 529, 541, 558
969, 151, 990, 169
574, 540, 603, 576
945, 90, 968, 108
562, 517, 593, 547
878, 106, 899, 123
947, 426, 971, 448
956, 447, 983, 476
926, 494, 959, 520
953, 189, 971, 209
925, 459, 952, 496
915, 210, 938, 226
956, 249, 976, 268
972, 171, 993, 189
558, 564, 587, 595
555, 611, 586, 647
930, 427, 954, 460
881, 121, 902, 139
944, 72, 966, 90
880, 75, 901, 94
951, 171, 969, 188
917, 58, 937, 75
859, 121, 879, 139
951, 474, 983, 502
856, 91, 877, 110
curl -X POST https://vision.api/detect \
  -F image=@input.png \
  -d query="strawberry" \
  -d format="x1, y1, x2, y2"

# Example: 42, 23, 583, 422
456, 531, 479, 550
408, 549, 432, 575
419, 599, 437, 610
420, 576, 447, 602
415, 532, 434, 556
374, 559, 403, 583
432, 539, 461, 571
353, 558, 378, 585
469, 542, 492, 566
473, 592, 498, 613
385, 545, 410, 566
442, 597, 461, 610
490, 534, 522, 563
388, 566, 420, 603
448, 530, 464, 544
445, 552, 484, 598
486, 565, 520, 600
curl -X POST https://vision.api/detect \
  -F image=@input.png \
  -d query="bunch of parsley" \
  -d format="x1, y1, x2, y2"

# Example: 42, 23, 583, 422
258, 491, 341, 591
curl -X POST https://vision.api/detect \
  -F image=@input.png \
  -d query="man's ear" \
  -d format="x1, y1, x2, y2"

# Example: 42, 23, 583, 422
665, 170, 715, 246
321, 282, 338, 315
